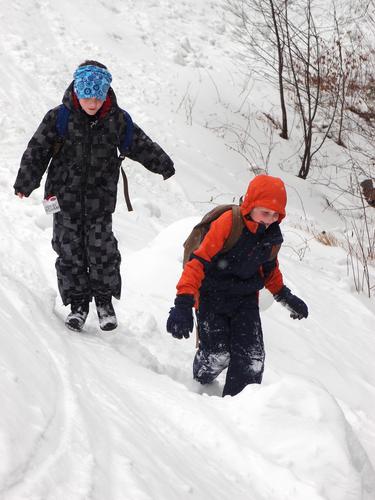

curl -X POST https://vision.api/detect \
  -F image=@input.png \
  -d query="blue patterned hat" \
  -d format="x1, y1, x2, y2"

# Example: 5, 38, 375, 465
73, 65, 112, 100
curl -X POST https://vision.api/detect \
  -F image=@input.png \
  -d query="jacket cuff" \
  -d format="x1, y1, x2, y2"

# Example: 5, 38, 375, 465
174, 294, 195, 308
273, 285, 290, 301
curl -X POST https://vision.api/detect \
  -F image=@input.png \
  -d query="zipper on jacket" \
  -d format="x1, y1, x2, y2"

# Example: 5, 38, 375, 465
81, 118, 96, 217
80, 117, 97, 270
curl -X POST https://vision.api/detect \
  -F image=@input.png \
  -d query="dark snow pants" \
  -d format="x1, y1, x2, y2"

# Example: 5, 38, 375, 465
52, 212, 121, 305
193, 294, 265, 397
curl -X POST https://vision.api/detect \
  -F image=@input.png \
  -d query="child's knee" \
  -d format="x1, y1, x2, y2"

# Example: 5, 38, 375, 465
193, 350, 230, 384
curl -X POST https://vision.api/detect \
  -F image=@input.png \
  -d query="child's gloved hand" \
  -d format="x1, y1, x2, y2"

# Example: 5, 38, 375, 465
166, 294, 194, 339
162, 166, 175, 180
274, 286, 308, 320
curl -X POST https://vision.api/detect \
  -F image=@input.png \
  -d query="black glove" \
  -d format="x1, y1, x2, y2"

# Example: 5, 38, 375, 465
166, 294, 194, 339
274, 286, 308, 320
162, 166, 175, 180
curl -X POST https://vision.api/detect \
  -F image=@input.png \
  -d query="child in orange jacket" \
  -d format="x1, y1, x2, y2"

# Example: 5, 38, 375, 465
167, 175, 308, 397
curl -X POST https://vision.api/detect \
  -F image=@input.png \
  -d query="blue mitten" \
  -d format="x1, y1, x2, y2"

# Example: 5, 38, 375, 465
274, 286, 308, 320
166, 294, 194, 339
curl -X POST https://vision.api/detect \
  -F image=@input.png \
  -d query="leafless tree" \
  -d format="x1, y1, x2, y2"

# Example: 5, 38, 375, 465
228, 0, 375, 180
284, 0, 340, 179
227, 0, 289, 139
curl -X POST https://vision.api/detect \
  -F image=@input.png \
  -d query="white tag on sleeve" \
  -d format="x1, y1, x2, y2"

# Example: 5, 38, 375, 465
43, 196, 61, 214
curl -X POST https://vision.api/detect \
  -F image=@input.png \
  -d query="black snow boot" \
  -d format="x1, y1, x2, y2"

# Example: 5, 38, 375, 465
95, 295, 118, 331
65, 299, 89, 332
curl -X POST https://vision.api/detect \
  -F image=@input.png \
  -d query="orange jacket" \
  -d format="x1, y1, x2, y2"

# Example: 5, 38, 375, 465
177, 175, 287, 299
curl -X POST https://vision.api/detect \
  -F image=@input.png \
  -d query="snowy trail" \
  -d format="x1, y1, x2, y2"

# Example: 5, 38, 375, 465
3, 285, 375, 500
2, 188, 375, 499
1, 194, 375, 499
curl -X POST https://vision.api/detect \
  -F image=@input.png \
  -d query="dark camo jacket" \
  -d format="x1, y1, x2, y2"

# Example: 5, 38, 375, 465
14, 83, 175, 216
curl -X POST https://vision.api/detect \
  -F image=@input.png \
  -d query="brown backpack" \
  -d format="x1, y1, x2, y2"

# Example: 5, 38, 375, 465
182, 205, 245, 268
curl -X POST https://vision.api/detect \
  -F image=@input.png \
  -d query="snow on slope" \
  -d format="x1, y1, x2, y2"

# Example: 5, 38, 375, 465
0, 1, 375, 499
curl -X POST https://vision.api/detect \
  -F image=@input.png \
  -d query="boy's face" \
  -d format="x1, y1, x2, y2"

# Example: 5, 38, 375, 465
79, 97, 104, 115
250, 206, 279, 227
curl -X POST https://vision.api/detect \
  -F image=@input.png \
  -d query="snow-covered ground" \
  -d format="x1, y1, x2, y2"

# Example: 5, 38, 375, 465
0, 1, 374, 499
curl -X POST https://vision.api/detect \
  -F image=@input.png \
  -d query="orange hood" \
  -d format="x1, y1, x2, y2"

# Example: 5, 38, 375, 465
240, 175, 287, 223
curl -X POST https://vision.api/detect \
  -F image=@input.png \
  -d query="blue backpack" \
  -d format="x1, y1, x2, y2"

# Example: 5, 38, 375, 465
54, 104, 134, 211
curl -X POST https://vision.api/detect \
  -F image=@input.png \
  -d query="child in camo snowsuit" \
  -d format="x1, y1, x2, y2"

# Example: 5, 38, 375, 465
14, 60, 175, 332
167, 175, 308, 397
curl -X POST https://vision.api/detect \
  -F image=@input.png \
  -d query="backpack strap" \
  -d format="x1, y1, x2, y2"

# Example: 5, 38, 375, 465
221, 205, 244, 253
268, 243, 281, 261
53, 104, 70, 157
120, 167, 133, 212
118, 109, 134, 159
118, 109, 134, 212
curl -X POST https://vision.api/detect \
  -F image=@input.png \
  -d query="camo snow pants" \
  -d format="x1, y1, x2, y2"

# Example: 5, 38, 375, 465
52, 212, 121, 305
193, 294, 265, 397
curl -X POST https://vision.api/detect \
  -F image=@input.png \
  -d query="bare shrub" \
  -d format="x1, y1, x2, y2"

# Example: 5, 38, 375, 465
314, 230, 339, 247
